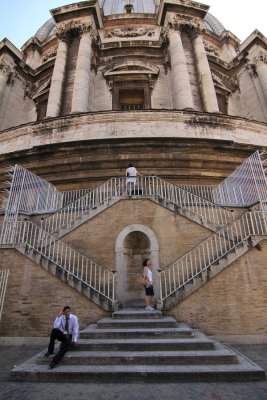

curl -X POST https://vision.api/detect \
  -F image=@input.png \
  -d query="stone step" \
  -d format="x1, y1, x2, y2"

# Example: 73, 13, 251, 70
8, 310, 266, 383
97, 316, 177, 329
112, 309, 162, 319
80, 323, 193, 339
38, 348, 238, 366
76, 334, 215, 351
10, 353, 265, 383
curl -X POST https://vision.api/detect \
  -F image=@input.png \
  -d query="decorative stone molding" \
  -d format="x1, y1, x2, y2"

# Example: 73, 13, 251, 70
204, 41, 219, 57
211, 71, 240, 93
103, 26, 155, 38
42, 49, 57, 62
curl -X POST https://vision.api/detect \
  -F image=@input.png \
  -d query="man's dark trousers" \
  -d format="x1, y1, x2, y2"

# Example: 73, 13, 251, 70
48, 328, 72, 364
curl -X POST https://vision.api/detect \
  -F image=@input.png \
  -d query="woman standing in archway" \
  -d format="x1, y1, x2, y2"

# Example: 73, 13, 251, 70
143, 258, 154, 311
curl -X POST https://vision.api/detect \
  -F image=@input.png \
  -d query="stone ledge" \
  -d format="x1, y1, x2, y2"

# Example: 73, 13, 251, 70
214, 335, 267, 345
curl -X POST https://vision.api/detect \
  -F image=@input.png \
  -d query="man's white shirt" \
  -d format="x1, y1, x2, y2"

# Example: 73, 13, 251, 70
53, 314, 79, 342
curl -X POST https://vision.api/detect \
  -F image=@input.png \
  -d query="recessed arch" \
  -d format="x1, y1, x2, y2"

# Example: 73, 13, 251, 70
115, 224, 160, 306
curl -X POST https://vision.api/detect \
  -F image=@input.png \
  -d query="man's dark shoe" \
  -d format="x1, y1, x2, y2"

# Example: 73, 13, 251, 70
44, 351, 53, 357
49, 360, 57, 369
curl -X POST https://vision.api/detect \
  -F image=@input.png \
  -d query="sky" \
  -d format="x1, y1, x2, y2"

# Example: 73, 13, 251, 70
0, 0, 267, 49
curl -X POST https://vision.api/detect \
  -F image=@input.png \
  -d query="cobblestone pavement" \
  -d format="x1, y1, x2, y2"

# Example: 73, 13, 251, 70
0, 344, 266, 400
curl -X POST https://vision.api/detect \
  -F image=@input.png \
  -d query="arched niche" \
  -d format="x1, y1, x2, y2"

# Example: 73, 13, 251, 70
115, 224, 159, 306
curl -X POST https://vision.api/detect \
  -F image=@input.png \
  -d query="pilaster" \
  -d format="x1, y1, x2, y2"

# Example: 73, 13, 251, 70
0, 63, 11, 105
254, 52, 267, 105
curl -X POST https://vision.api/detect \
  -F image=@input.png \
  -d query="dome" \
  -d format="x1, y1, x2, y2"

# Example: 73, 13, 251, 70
204, 12, 225, 36
35, 18, 56, 42
100, 0, 158, 15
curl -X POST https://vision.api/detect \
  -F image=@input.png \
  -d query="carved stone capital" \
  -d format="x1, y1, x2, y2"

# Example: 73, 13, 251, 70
167, 13, 205, 35
56, 20, 95, 41
0, 62, 11, 78
253, 51, 267, 66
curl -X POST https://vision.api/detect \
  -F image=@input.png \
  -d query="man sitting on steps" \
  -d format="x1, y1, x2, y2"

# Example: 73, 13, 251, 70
45, 305, 79, 369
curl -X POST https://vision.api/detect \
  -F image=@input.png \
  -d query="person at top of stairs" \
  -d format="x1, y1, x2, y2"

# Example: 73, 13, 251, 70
143, 258, 154, 311
126, 163, 142, 195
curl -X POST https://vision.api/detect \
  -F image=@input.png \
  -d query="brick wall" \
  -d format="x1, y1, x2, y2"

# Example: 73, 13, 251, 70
170, 241, 267, 335
0, 249, 106, 337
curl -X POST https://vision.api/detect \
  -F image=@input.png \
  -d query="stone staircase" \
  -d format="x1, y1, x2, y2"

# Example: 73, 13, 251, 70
9, 309, 265, 383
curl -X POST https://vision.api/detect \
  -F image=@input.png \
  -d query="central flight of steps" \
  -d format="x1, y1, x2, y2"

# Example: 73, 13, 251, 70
10, 309, 265, 382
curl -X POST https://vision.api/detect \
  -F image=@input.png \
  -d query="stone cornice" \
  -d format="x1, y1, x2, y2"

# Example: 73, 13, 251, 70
158, 0, 208, 27
50, 1, 102, 29
1, 111, 267, 154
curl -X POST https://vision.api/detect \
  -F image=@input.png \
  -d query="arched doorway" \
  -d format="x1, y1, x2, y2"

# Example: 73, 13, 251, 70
115, 224, 159, 306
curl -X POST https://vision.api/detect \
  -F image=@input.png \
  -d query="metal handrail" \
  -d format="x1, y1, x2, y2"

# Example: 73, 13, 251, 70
159, 210, 267, 302
41, 176, 234, 234
13, 221, 115, 303
0, 269, 9, 321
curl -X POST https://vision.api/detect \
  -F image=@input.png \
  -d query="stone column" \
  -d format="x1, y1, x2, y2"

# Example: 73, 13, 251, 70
255, 55, 267, 104
169, 29, 194, 110
192, 31, 219, 113
46, 36, 68, 118
0, 64, 10, 105
71, 28, 92, 113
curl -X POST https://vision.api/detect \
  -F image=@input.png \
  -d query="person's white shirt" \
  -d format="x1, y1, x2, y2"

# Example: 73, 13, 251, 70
53, 313, 79, 342
126, 166, 138, 183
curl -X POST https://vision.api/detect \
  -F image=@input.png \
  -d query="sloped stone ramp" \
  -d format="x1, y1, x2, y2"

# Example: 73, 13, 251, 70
9, 309, 265, 383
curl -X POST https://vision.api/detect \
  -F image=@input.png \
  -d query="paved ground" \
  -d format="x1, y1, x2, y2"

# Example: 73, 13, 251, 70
0, 344, 267, 400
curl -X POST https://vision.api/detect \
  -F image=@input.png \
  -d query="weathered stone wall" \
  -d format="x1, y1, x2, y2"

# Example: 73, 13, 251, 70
151, 66, 172, 109
0, 249, 106, 337
235, 68, 266, 123
171, 240, 267, 336
0, 76, 34, 131
91, 69, 112, 111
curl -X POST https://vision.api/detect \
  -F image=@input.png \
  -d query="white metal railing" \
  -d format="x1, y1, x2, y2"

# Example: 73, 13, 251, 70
159, 211, 267, 302
41, 176, 234, 234
213, 150, 267, 207
0, 269, 9, 320
4, 165, 61, 215
13, 221, 115, 303
179, 151, 267, 208
178, 184, 215, 203
61, 188, 92, 207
